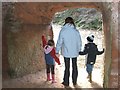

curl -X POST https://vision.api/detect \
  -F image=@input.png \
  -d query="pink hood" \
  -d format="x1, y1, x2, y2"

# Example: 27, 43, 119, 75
44, 45, 53, 54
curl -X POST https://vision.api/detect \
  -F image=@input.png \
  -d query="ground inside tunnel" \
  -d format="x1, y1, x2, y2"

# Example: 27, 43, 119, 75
2, 55, 104, 88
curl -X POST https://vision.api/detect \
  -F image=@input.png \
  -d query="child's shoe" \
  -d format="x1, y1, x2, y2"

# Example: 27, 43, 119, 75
52, 80, 57, 83
47, 73, 51, 81
87, 75, 90, 79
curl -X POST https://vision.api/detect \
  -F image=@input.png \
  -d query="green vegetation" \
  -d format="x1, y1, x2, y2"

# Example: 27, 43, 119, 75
52, 8, 103, 31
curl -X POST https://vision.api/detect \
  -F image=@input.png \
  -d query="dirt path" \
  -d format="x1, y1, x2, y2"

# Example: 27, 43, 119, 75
3, 25, 104, 89
3, 55, 104, 88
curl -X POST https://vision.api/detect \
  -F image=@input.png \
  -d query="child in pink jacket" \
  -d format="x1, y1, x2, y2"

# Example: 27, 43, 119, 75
42, 35, 60, 83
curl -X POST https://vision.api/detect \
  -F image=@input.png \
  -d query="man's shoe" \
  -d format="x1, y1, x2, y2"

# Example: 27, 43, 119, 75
73, 84, 80, 88
61, 82, 69, 86
73, 83, 76, 86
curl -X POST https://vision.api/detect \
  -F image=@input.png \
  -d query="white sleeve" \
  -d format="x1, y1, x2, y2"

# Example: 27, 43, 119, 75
78, 31, 82, 51
56, 30, 63, 54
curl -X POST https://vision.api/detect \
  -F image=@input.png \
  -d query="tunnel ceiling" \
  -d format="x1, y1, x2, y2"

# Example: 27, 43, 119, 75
14, 2, 104, 24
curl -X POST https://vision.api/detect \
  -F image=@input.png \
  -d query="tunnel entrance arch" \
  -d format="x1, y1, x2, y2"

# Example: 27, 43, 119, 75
47, 3, 115, 88
51, 8, 105, 88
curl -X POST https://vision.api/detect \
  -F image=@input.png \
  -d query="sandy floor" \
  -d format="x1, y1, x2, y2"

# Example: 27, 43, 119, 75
3, 25, 104, 89
3, 55, 104, 88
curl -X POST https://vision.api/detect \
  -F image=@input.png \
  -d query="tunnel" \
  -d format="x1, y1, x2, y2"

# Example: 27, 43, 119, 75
2, 2, 119, 88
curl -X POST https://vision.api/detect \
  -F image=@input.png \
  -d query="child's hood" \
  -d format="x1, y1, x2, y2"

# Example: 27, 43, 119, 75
44, 45, 53, 54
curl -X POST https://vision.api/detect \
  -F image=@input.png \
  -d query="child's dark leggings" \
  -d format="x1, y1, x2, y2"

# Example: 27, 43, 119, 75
46, 64, 55, 74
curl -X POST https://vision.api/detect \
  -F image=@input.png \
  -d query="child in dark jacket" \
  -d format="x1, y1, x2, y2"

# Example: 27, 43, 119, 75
42, 35, 60, 83
79, 35, 104, 83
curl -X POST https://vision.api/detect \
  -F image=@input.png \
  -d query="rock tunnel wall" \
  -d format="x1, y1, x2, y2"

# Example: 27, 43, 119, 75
101, 2, 118, 88
7, 24, 46, 77
2, 2, 119, 88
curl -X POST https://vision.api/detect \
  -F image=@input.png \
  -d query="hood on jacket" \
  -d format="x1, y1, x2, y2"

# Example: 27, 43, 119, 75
44, 45, 53, 54
63, 23, 75, 29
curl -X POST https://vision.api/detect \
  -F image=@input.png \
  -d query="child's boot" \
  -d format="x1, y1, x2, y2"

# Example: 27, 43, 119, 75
89, 73, 92, 83
47, 73, 51, 81
52, 74, 57, 83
